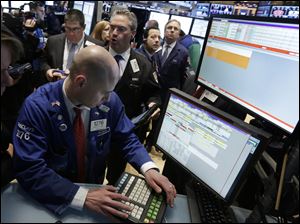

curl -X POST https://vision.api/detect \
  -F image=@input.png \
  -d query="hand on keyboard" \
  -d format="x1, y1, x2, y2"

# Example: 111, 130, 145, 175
144, 169, 177, 208
84, 185, 132, 219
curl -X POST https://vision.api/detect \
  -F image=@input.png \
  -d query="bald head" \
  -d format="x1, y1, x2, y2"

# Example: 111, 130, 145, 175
71, 45, 120, 86
66, 45, 120, 107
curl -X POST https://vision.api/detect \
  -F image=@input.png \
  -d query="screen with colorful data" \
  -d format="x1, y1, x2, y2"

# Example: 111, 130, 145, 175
196, 16, 299, 134
155, 88, 271, 202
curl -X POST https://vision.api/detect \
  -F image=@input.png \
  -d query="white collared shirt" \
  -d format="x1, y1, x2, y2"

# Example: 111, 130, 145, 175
63, 34, 85, 70
109, 47, 131, 77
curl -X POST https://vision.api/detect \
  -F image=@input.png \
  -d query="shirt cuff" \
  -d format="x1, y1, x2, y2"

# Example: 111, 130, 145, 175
140, 161, 160, 175
69, 186, 89, 211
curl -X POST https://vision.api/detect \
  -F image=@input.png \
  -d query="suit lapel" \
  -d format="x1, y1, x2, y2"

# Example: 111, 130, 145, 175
58, 34, 66, 69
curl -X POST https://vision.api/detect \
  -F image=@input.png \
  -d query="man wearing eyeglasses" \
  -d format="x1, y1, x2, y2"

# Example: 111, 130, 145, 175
41, 9, 104, 83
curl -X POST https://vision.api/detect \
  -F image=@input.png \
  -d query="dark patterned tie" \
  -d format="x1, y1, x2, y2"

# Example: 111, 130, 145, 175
66, 43, 77, 69
161, 45, 170, 66
114, 54, 123, 66
73, 107, 86, 182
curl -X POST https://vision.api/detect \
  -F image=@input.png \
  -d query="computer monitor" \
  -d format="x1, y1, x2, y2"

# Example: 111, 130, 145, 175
270, 6, 299, 19
256, 5, 272, 17
195, 16, 299, 134
45, 1, 54, 6
233, 2, 258, 16
210, 3, 234, 15
148, 11, 170, 32
82, 1, 95, 35
155, 88, 272, 203
73, 1, 83, 11
190, 18, 209, 38
191, 3, 210, 18
170, 15, 193, 35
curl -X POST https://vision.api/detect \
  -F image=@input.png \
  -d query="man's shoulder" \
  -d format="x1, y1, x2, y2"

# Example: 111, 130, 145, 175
48, 33, 65, 42
26, 82, 62, 108
175, 42, 189, 55
130, 49, 151, 67
85, 35, 105, 47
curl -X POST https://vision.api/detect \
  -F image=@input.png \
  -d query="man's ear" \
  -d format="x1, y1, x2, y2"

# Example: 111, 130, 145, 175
75, 74, 86, 88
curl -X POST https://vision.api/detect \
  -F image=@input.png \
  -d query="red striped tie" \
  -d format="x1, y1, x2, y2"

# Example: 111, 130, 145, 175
73, 107, 86, 182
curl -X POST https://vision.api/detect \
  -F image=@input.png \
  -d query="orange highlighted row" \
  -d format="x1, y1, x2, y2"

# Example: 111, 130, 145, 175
206, 46, 250, 69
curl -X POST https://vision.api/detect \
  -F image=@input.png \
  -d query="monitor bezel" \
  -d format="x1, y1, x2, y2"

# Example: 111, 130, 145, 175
154, 88, 272, 204
194, 15, 299, 135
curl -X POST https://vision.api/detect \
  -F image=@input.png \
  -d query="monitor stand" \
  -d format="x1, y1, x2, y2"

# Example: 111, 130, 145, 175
185, 180, 201, 223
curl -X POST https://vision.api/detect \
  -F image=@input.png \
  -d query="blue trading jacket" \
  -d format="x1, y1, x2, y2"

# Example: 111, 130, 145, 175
13, 80, 152, 215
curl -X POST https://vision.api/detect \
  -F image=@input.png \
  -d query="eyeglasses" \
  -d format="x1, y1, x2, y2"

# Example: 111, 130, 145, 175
110, 25, 129, 33
65, 26, 82, 33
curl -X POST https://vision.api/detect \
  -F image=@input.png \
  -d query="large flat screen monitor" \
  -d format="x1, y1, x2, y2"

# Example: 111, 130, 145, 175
73, 1, 83, 10
190, 18, 209, 38
82, 1, 95, 35
149, 11, 170, 32
256, 5, 272, 17
233, 2, 258, 16
210, 4, 234, 15
191, 3, 210, 18
170, 15, 193, 35
269, 6, 299, 19
155, 88, 271, 203
195, 16, 299, 134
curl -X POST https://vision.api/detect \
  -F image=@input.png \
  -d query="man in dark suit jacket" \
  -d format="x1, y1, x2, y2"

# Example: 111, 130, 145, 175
153, 20, 189, 193
106, 9, 162, 185
153, 19, 189, 102
40, 9, 103, 84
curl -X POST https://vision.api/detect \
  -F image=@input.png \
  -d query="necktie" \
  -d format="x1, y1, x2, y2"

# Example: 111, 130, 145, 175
66, 43, 77, 69
114, 54, 123, 66
73, 107, 86, 182
161, 45, 170, 66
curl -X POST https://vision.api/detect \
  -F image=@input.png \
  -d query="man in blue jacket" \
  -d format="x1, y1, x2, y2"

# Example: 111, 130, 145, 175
12, 45, 176, 218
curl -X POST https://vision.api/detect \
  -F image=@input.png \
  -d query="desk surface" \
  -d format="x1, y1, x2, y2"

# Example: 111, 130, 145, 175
1, 183, 191, 223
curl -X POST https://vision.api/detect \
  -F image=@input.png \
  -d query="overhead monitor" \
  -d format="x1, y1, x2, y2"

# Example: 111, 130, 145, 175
210, 3, 234, 15
196, 16, 299, 134
170, 15, 193, 35
155, 88, 271, 203
168, 1, 193, 9
83, 1, 95, 35
256, 5, 272, 17
190, 18, 209, 38
233, 2, 258, 16
73, 1, 83, 11
149, 11, 170, 32
45, 1, 54, 6
269, 6, 299, 19
10, 1, 30, 9
1, 1, 9, 8
191, 3, 210, 18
